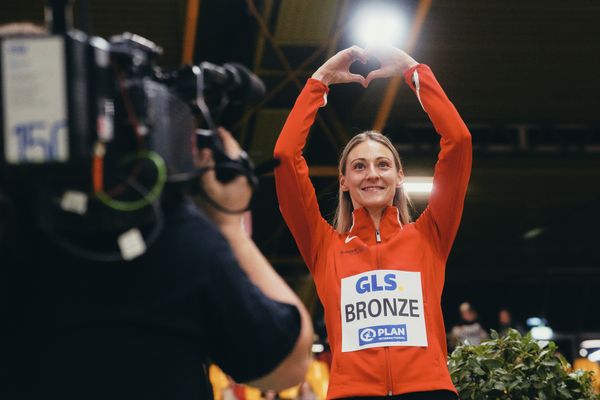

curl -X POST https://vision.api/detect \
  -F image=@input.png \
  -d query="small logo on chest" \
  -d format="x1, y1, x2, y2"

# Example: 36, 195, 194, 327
345, 235, 359, 244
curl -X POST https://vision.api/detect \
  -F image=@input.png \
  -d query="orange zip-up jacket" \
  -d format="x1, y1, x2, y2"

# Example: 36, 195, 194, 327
274, 64, 472, 398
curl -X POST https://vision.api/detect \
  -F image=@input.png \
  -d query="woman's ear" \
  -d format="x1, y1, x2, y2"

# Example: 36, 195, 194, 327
396, 169, 404, 187
340, 174, 349, 191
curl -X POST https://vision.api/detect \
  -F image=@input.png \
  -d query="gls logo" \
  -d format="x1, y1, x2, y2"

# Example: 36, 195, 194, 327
356, 273, 396, 294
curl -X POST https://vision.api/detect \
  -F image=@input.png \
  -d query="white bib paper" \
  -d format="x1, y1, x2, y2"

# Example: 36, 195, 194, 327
341, 270, 428, 352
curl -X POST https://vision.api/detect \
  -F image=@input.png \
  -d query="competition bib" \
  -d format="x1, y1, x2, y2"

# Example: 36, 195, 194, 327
340, 270, 428, 352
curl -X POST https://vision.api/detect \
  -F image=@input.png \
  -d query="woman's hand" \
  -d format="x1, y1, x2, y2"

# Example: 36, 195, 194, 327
311, 45, 368, 87
196, 127, 252, 228
311, 45, 418, 87
364, 46, 419, 86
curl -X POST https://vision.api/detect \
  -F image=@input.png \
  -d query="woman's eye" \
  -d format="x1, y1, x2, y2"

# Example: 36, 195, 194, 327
353, 163, 365, 170
378, 161, 390, 168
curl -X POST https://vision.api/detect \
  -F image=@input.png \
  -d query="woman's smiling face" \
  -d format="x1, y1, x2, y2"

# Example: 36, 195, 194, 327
340, 139, 403, 212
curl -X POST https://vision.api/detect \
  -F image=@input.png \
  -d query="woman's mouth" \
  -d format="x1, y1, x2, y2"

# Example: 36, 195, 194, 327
361, 186, 385, 192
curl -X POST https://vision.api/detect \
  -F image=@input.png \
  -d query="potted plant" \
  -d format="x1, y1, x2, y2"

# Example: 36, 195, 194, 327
448, 329, 599, 399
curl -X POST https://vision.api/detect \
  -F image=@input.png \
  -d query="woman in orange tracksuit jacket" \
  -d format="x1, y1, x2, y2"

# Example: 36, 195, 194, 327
274, 46, 471, 399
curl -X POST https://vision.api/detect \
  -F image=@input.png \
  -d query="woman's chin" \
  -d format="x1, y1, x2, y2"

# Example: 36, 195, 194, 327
357, 199, 391, 210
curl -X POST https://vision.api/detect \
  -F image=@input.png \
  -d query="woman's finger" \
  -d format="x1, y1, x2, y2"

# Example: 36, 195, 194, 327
343, 72, 368, 86
364, 69, 388, 86
347, 45, 368, 64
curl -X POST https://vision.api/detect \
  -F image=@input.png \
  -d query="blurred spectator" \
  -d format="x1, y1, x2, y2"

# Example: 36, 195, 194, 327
497, 308, 525, 336
449, 302, 489, 349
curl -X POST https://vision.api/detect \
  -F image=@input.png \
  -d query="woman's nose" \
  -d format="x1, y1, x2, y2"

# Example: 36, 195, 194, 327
365, 163, 379, 179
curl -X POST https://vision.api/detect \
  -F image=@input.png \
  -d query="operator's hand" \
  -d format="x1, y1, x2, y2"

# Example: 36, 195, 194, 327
196, 127, 252, 227
364, 46, 419, 87
311, 46, 368, 87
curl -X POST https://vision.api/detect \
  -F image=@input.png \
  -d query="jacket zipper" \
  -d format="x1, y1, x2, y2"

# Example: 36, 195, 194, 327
375, 228, 394, 396
385, 348, 393, 396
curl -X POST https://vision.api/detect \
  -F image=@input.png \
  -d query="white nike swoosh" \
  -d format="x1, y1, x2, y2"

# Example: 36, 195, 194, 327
345, 235, 359, 244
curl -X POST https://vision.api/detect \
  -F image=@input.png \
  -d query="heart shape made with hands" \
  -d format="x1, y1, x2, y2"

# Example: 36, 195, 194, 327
313, 46, 416, 87
369, 46, 419, 86
349, 56, 382, 86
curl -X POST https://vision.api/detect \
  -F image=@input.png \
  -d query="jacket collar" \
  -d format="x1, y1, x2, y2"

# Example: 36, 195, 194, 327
348, 206, 403, 245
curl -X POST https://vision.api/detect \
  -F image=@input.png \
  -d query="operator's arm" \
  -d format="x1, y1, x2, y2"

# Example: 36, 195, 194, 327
197, 128, 313, 390
218, 222, 313, 390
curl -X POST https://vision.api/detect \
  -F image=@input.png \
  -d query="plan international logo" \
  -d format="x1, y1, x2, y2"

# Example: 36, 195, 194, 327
359, 324, 407, 346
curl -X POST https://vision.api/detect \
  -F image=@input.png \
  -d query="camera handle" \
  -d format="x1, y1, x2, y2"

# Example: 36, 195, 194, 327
191, 66, 259, 214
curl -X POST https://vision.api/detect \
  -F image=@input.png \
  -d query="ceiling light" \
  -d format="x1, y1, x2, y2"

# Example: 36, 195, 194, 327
404, 176, 433, 195
351, 2, 409, 48
526, 317, 546, 327
580, 340, 600, 349
588, 350, 600, 362
523, 227, 544, 240
531, 326, 553, 341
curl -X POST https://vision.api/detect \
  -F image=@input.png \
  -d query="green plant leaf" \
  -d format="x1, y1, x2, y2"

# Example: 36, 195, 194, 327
448, 332, 599, 400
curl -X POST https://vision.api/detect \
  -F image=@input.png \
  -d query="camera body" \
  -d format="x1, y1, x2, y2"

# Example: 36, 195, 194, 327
0, 2, 265, 253
1, 27, 264, 178
1, 31, 198, 179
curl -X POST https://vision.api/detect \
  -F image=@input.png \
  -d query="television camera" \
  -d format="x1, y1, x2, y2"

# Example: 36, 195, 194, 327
0, 0, 267, 260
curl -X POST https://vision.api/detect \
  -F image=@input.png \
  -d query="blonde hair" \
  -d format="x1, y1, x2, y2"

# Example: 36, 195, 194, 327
332, 131, 412, 233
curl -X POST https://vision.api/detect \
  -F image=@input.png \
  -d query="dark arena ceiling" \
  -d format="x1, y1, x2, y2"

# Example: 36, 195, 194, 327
3, 0, 600, 340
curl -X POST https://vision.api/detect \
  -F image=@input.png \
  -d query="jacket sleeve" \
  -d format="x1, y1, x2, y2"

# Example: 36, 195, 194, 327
408, 64, 472, 261
273, 78, 334, 275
